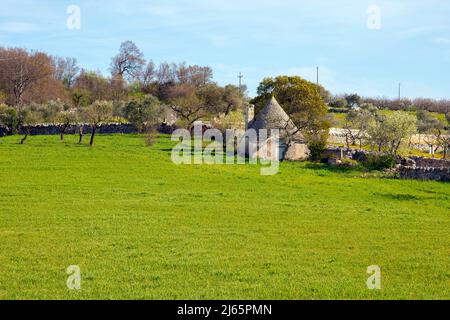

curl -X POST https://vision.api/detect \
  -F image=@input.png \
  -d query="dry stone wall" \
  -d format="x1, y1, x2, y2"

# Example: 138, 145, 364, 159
399, 156, 450, 182
0, 123, 176, 136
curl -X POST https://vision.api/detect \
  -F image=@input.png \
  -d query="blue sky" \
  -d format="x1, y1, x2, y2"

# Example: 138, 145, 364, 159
1, 0, 449, 98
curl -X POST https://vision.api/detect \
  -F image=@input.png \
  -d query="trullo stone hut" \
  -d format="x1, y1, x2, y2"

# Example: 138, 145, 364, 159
240, 96, 310, 161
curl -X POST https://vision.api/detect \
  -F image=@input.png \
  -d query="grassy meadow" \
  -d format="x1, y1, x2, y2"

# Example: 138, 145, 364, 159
0, 134, 449, 300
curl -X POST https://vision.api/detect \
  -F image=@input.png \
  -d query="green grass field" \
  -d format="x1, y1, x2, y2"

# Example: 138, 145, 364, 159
0, 134, 449, 300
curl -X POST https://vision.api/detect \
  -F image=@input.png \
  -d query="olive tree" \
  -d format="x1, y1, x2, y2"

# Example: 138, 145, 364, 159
343, 106, 378, 150
84, 101, 113, 146
0, 104, 21, 135
0, 103, 37, 144
198, 84, 245, 117
42, 99, 76, 141
366, 111, 417, 155
417, 110, 441, 134
345, 93, 361, 109
11, 105, 41, 144
56, 110, 77, 140
417, 111, 449, 158
123, 95, 162, 132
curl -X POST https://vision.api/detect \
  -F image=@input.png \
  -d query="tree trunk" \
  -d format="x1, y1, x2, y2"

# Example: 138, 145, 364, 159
60, 123, 70, 141
14, 91, 22, 107
78, 127, 83, 144
89, 126, 96, 146
19, 126, 30, 144
20, 133, 28, 144
345, 135, 350, 151
393, 141, 402, 156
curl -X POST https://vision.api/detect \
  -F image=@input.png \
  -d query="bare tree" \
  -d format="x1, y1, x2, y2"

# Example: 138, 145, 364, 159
141, 60, 157, 85
53, 56, 79, 88
157, 62, 177, 84
110, 41, 145, 82
185, 65, 213, 87
176, 62, 189, 84
0, 48, 54, 107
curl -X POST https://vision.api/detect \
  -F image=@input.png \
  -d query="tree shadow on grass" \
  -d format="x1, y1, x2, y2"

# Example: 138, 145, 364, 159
374, 193, 421, 201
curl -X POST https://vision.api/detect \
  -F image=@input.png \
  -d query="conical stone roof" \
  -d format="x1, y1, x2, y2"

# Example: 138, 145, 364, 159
249, 96, 303, 141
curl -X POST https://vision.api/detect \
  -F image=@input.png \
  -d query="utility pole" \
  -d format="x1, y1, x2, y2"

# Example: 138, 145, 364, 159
238, 72, 244, 95
316, 66, 319, 85
398, 82, 401, 100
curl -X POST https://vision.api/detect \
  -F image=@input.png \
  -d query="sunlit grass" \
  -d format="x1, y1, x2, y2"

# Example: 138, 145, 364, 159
0, 134, 448, 300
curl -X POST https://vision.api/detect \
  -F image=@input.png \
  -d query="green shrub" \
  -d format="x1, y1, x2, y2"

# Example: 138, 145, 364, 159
308, 139, 327, 162
340, 158, 359, 168
0, 104, 23, 135
363, 154, 397, 171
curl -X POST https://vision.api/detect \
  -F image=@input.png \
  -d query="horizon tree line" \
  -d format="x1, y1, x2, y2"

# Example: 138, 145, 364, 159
0, 41, 448, 159
0, 41, 247, 145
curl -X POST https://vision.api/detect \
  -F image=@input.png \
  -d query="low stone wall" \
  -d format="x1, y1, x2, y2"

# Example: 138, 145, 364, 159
408, 156, 450, 169
399, 156, 450, 182
324, 147, 450, 181
399, 167, 450, 182
0, 123, 176, 136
